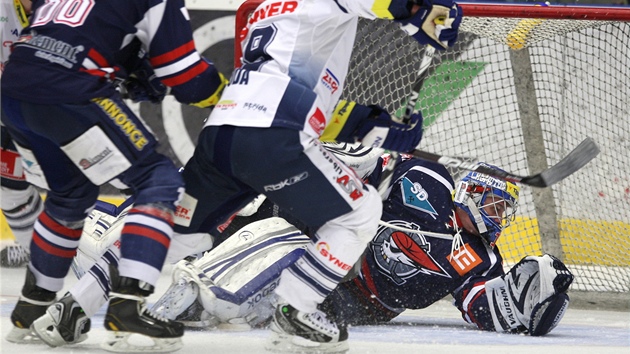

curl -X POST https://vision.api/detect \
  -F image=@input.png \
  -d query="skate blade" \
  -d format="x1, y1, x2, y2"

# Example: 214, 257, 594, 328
265, 331, 349, 354
31, 313, 88, 347
5, 326, 42, 344
101, 331, 183, 353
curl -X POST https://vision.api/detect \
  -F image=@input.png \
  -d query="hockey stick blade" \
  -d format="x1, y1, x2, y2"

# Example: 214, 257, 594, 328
411, 137, 600, 188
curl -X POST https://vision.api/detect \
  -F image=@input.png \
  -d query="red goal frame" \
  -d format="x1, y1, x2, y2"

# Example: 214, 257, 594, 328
234, 1, 630, 67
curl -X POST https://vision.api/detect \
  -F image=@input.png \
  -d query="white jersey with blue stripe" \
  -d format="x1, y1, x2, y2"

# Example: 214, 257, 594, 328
206, 0, 410, 139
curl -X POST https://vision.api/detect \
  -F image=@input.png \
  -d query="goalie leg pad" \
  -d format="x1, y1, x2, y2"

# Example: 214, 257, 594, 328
72, 203, 129, 279
151, 261, 205, 324
153, 217, 309, 329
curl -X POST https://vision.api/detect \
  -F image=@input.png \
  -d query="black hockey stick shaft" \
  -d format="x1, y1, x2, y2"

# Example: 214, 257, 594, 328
410, 137, 600, 187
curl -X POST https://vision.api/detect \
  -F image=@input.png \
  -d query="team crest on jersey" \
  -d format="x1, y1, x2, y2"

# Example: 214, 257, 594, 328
371, 220, 450, 285
401, 177, 438, 219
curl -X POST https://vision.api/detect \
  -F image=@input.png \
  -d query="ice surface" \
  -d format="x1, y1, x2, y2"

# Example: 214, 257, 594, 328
1, 264, 628, 354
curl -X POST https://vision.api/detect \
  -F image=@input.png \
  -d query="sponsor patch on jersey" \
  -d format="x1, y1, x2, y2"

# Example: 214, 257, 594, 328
248, 1, 299, 26
174, 192, 198, 228
308, 108, 325, 135
61, 125, 131, 185
321, 69, 339, 94
92, 98, 149, 150
335, 174, 363, 201
0, 147, 25, 181
316, 241, 352, 271
216, 100, 238, 110
401, 177, 438, 219
447, 243, 482, 276
243, 102, 267, 113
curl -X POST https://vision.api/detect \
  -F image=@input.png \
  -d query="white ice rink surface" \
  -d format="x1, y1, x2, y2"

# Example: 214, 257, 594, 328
1, 264, 628, 354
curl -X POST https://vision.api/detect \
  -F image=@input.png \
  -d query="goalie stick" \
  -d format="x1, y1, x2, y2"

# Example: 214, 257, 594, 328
411, 137, 600, 188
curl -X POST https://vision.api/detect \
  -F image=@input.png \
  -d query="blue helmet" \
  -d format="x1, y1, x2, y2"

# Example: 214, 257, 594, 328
452, 163, 520, 247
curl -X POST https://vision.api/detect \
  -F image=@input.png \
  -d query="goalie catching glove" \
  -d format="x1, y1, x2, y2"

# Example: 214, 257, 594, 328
397, 0, 462, 49
485, 254, 574, 336
322, 100, 423, 153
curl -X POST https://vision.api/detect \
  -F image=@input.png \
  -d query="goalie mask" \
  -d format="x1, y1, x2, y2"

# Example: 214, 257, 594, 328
453, 163, 520, 247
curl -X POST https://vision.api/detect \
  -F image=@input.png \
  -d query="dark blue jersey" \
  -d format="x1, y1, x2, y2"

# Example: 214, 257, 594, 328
2, 0, 223, 105
322, 157, 506, 326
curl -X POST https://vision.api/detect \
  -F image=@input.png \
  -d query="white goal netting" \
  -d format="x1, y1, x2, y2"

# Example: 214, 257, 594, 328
237, 2, 630, 308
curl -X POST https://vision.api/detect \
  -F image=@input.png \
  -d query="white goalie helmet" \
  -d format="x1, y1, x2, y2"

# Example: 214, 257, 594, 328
322, 142, 383, 180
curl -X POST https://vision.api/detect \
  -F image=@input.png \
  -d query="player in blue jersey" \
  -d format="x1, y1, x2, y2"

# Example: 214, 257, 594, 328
152, 145, 574, 340
170, 0, 462, 351
1, 0, 227, 351
0, 0, 42, 268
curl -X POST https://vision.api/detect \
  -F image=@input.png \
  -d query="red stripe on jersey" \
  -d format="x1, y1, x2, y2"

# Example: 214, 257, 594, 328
122, 225, 170, 248
160, 60, 209, 87
87, 48, 109, 67
79, 68, 108, 77
128, 207, 174, 225
39, 212, 83, 240
32, 232, 77, 258
150, 40, 196, 66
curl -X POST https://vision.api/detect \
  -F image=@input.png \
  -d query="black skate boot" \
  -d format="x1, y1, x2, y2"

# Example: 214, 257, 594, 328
31, 292, 91, 347
6, 268, 56, 343
101, 267, 184, 353
266, 302, 349, 354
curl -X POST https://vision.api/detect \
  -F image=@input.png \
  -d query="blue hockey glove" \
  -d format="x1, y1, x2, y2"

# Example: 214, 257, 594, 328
119, 59, 167, 103
355, 106, 423, 152
396, 0, 463, 50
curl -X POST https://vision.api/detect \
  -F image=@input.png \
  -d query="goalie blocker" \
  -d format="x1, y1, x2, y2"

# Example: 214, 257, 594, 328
484, 254, 574, 336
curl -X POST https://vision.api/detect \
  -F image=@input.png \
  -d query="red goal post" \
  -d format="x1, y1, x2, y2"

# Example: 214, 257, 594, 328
233, 1, 630, 309
234, 2, 630, 67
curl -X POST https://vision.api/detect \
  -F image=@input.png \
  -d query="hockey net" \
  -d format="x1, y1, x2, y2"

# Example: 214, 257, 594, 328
235, 1, 630, 309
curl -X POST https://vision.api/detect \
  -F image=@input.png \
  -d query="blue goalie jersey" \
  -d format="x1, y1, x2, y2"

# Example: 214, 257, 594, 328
321, 157, 506, 324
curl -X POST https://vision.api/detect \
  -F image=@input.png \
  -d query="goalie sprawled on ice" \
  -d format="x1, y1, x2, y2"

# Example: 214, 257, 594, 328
40, 142, 574, 349
150, 142, 574, 336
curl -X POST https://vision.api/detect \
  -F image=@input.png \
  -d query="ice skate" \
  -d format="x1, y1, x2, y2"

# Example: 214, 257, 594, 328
0, 244, 30, 268
31, 292, 91, 347
5, 268, 56, 344
266, 302, 348, 354
101, 269, 184, 353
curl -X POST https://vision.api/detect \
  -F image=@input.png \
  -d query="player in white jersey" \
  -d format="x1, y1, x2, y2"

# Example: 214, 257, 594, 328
0, 0, 41, 268
172, 0, 462, 352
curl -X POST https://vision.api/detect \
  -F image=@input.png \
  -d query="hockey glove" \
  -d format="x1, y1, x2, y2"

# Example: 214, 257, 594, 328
396, 0, 462, 50
118, 58, 168, 103
485, 254, 574, 336
355, 106, 423, 152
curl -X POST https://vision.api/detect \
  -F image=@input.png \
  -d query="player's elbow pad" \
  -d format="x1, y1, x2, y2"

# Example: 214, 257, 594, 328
320, 100, 374, 143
